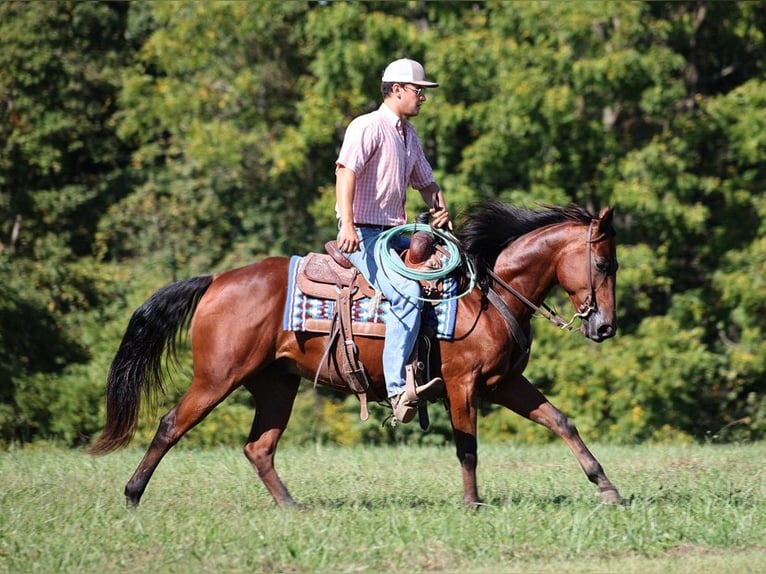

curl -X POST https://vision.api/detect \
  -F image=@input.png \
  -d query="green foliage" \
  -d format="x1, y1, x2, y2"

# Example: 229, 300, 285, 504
0, 1, 132, 257
102, 1, 318, 266
1, 1, 765, 448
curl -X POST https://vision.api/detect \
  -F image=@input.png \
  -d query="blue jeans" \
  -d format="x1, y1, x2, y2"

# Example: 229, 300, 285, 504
345, 227, 422, 398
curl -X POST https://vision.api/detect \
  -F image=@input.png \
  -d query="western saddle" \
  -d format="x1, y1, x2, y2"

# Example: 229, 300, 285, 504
297, 229, 447, 427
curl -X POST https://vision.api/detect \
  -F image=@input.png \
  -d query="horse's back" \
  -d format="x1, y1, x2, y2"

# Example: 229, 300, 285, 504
189, 257, 293, 366
212, 256, 290, 285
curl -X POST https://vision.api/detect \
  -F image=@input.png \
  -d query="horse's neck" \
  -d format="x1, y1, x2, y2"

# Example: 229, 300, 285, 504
491, 225, 570, 311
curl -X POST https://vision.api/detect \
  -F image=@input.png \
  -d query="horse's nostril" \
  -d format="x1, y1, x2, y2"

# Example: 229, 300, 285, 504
597, 323, 615, 339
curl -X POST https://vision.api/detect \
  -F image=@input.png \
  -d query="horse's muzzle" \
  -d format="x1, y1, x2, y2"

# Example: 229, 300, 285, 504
581, 315, 617, 342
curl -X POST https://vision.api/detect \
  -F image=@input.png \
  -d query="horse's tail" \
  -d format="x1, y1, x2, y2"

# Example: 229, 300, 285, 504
88, 275, 214, 454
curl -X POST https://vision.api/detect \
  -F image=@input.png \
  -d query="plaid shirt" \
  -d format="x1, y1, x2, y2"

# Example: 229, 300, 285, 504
336, 103, 435, 227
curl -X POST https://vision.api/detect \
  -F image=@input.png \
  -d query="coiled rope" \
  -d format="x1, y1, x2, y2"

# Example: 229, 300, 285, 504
374, 223, 477, 303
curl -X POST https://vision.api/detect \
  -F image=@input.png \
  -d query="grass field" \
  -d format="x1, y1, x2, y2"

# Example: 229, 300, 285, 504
1, 442, 765, 573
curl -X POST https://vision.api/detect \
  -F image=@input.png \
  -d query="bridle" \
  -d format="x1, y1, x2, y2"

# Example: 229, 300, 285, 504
574, 219, 599, 322
486, 218, 600, 334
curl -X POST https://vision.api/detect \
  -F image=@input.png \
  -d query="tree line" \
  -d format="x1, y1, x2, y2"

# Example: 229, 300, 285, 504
1, 1, 764, 447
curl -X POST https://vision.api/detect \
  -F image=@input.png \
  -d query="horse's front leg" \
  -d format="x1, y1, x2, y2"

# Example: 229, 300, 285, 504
488, 375, 621, 504
446, 383, 482, 507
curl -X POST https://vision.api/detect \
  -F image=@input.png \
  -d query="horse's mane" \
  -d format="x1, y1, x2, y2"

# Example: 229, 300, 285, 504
456, 201, 596, 279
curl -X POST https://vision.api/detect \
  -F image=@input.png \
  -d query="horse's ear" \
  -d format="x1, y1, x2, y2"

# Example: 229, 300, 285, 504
596, 207, 615, 237
597, 206, 614, 230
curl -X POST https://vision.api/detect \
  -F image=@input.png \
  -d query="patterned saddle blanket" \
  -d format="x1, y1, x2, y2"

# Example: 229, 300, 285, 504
282, 255, 458, 339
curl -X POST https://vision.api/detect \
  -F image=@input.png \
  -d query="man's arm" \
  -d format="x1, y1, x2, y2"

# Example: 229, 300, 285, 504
336, 166, 360, 252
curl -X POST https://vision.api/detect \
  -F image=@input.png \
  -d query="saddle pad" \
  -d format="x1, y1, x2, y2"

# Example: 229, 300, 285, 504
282, 255, 457, 340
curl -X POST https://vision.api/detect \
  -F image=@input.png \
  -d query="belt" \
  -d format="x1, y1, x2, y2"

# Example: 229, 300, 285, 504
354, 223, 394, 230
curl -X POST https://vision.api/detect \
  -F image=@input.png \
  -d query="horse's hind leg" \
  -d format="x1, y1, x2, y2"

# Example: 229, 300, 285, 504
243, 371, 301, 509
489, 375, 621, 503
124, 375, 238, 507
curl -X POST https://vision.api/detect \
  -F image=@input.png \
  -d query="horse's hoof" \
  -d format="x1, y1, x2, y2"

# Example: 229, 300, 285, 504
463, 498, 485, 510
598, 488, 621, 505
276, 498, 302, 511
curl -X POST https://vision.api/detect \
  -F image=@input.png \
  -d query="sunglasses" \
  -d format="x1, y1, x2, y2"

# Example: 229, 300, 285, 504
402, 84, 425, 97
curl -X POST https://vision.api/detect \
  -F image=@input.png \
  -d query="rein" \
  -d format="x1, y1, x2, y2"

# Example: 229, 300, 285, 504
486, 219, 599, 333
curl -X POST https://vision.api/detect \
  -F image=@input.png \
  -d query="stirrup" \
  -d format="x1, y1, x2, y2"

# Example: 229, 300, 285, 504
404, 363, 444, 402
392, 376, 443, 426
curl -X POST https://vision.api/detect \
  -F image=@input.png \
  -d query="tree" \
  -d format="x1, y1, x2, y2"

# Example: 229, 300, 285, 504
1, 0, 765, 446
0, 1, 132, 443
98, 1, 318, 273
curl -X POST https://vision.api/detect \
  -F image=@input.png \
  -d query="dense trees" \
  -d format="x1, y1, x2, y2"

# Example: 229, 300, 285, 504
1, 1, 764, 447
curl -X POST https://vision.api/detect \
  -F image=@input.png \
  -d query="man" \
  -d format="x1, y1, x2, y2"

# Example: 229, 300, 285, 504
335, 58, 451, 424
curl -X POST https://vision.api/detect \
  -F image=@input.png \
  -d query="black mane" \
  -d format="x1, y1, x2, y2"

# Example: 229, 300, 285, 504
456, 201, 596, 278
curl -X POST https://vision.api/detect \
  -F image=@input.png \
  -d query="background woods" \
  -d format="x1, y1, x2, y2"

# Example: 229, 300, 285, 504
1, 1, 764, 447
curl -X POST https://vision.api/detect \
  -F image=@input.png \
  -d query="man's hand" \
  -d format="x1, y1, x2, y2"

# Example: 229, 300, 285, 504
337, 223, 360, 253
430, 205, 453, 231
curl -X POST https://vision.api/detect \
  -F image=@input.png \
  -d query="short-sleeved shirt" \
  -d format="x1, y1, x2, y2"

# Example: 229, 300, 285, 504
335, 103, 435, 227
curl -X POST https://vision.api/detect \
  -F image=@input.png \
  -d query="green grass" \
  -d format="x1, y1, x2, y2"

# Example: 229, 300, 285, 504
1, 443, 765, 573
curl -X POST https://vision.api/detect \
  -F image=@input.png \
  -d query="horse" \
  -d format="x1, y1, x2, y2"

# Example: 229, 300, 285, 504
88, 201, 621, 508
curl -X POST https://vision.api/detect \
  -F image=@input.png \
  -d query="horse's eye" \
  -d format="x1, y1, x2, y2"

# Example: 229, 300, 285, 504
596, 260, 611, 273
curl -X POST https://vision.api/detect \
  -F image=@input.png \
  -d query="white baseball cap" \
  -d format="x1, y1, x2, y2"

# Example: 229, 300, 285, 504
381, 58, 439, 87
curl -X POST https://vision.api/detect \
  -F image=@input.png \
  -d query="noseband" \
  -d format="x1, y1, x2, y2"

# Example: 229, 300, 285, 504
487, 218, 600, 332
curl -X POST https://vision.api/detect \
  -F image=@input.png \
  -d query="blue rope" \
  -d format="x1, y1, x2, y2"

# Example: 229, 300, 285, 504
374, 223, 477, 303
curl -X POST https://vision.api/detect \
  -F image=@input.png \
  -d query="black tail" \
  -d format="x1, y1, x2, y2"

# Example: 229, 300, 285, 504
88, 275, 214, 454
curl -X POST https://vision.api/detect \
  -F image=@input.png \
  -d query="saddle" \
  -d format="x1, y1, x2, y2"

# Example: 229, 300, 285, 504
299, 235, 446, 300
299, 231, 448, 427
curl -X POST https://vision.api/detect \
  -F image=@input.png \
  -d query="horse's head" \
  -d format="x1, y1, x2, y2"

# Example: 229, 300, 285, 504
458, 201, 619, 342
557, 207, 618, 342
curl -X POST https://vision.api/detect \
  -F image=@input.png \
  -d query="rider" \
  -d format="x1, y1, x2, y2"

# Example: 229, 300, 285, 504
335, 57, 452, 424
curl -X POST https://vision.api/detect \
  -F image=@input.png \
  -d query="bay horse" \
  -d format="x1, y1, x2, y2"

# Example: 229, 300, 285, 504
89, 201, 621, 508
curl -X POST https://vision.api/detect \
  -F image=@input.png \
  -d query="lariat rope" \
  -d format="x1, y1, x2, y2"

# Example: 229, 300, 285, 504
374, 223, 477, 303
